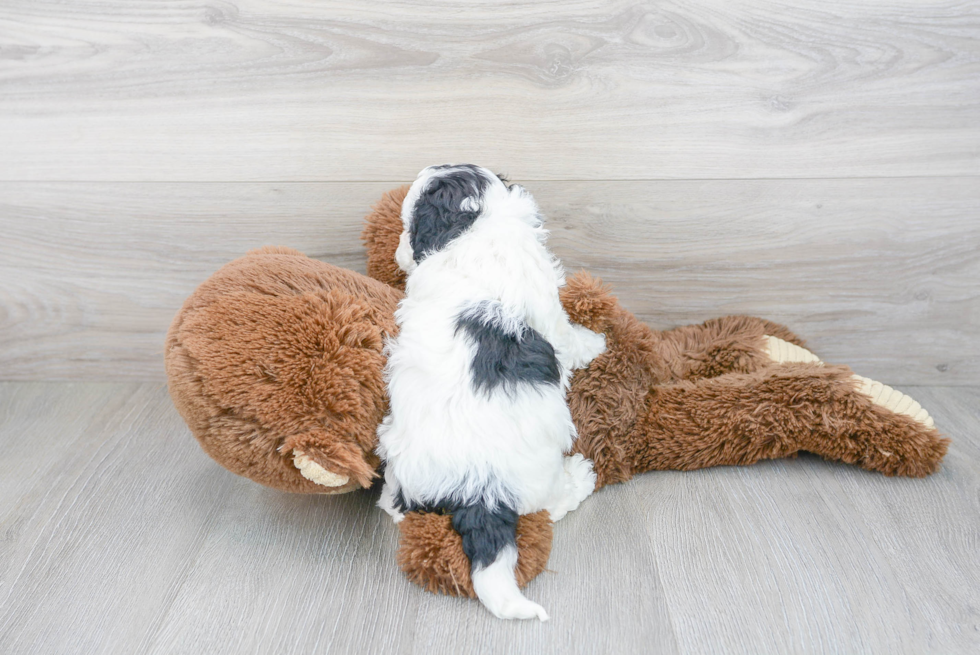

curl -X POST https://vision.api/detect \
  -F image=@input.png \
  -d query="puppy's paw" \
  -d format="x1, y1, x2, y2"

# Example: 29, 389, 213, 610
494, 598, 550, 622
548, 454, 597, 522
564, 453, 597, 506
377, 482, 405, 523
563, 324, 607, 370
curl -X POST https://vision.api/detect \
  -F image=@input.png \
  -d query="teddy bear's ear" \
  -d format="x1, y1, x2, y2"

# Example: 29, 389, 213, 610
285, 436, 380, 491
362, 185, 410, 291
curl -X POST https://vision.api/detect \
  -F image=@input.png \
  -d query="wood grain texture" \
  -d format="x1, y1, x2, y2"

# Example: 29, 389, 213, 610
1, 178, 976, 384
537, 177, 980, 386
0, 383, 242, 654
0, 181, 388, 380
408, 483, 679, 654
1, 382, 976, 654
2, 0, 976, 651
1, 0, 978, 181
630, 385, 980, 655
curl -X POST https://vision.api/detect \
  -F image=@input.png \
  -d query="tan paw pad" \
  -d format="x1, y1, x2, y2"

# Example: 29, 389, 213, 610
763, 335, 822, 365
851, 375, 935, 428
293, 450, 350, 487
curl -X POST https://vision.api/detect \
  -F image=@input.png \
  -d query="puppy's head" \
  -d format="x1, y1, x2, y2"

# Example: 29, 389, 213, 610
395, 164, 527, 273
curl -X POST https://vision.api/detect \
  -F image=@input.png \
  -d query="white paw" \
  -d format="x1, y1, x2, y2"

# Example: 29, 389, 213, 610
493, 598, 550, 622
564, 324, 607, 370
292, 450, 350, 488
564, 454, 597, 504
377, 482, 405, 523
549, 454, 597, 522
763, 335, 821, 365
852, 375, 935, 428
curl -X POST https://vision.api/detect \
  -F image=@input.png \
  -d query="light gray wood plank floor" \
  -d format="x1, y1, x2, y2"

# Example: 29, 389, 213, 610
1, 382, 976, 655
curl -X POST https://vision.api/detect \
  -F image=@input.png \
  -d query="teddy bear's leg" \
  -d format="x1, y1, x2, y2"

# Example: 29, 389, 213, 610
761, 335, 935, 428
396, 510, 554, 598
627, 363, 949, 478
654, 316, 808, 382
559, 275, 805, 486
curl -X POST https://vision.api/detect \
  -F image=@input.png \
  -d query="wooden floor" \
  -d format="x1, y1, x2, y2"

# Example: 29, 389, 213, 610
2, 1, 979, 653
0, 382, 977, 654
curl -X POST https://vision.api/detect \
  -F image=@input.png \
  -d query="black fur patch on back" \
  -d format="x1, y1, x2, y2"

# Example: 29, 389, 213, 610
455, 304, 561, 396
410, 164, 491, 263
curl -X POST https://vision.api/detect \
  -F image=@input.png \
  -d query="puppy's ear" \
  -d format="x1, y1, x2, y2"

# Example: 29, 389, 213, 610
410, 169, 487, 263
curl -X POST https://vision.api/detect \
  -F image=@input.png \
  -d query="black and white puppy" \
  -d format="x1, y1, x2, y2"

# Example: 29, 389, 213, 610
377, 164, 606, 621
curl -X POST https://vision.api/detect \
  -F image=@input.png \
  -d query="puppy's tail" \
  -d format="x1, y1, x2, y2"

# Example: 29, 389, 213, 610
452, 501, 549, 621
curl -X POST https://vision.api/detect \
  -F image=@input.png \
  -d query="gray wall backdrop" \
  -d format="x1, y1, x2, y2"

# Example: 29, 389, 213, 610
1, 1, 977, 384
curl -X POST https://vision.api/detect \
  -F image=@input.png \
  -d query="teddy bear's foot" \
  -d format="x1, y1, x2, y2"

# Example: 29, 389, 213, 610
632, 362, 949, 477
397, 510, 554, 597
763, 336, 935, 430
763, 334, 822, 365
292, 449, 351, 489
851, 375, 935, 429
840, 375, 948, 477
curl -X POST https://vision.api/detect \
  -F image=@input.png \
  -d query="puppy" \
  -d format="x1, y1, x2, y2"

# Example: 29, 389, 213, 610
377, 164, 607, 621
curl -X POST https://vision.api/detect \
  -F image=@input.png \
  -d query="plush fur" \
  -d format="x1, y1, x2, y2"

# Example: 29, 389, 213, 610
165, 186, 950, 602
165, 245, 399, 494
378, 165, 604, 620
396, 510, 554, 597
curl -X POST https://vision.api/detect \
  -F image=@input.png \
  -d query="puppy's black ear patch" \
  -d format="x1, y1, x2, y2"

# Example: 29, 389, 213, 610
410, 166, 490, 263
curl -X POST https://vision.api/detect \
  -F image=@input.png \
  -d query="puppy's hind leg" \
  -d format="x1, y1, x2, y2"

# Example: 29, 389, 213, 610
453, 502, 549, 621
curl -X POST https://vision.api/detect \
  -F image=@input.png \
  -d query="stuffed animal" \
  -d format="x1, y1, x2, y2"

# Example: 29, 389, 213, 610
165, 185, 949, 598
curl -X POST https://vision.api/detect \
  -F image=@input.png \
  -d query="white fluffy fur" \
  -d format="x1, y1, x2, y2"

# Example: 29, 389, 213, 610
472, 545, 549, 621
377, 165, 605, 621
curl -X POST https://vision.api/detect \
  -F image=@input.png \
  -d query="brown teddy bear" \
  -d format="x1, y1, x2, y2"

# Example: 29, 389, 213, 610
165, 185, 949, 598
